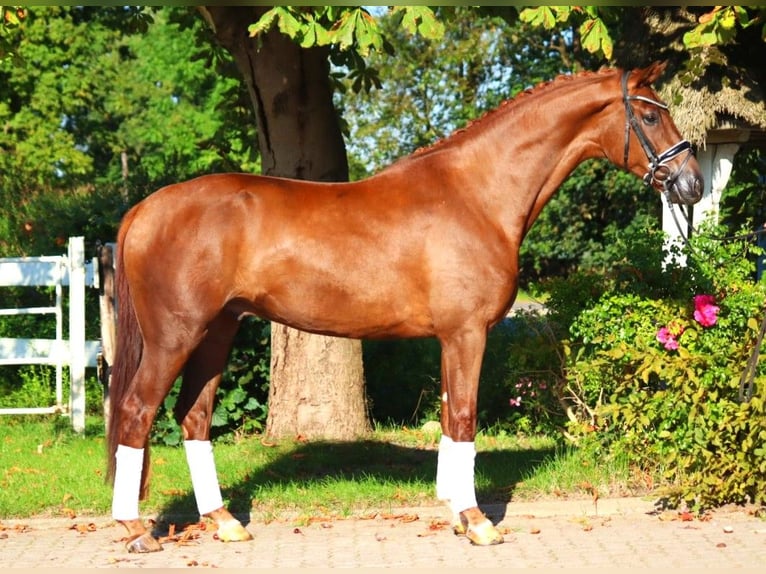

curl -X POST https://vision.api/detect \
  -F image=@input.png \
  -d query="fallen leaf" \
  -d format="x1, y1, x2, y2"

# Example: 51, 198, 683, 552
679, 511, 694, 522
70, 523, 97, 534
530, 527, 541, 534
426, 519, 450, 531
380, 513, 419, 523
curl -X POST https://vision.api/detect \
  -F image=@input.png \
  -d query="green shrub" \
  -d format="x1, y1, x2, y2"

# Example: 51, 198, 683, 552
561, 222, 766, 510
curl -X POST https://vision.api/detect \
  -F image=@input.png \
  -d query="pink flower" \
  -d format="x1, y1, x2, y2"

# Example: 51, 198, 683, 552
656, 327, 679, 350
693, 294, 719, 327
509, 396, 522, 408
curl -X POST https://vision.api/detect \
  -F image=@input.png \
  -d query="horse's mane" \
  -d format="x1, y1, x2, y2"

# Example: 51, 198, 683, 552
410, 67, 615, 158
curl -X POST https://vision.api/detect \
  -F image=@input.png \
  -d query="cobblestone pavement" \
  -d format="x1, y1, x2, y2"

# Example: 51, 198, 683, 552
1, 498, 764, 569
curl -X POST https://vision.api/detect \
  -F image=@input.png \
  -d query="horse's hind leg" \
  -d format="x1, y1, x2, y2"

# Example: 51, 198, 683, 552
175, 312, 252, 543
112, 348, 190, 553
436, 325, 504, 546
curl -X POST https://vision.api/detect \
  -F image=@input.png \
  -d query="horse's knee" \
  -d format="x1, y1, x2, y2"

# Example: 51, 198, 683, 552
446, 409, 476, 442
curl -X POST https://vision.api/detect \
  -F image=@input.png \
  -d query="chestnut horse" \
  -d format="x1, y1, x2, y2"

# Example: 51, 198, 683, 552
107, 62, 703, 552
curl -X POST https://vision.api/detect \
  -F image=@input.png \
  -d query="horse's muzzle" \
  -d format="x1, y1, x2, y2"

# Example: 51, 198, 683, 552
666, 170, 704, 205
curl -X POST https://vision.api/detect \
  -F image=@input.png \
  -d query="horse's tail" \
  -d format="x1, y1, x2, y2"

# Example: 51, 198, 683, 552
106, 210, 150, 498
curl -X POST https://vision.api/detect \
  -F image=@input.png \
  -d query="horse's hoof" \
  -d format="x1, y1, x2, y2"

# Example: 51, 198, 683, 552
216, 519, 253, 543
126, 532, 163, 553
466, 519, 504, 546
452, 521, 467, 536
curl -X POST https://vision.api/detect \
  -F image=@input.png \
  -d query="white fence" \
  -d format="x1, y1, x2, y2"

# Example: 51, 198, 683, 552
0, 237, 101, 432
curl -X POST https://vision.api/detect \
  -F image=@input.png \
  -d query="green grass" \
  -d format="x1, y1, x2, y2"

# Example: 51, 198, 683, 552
0, 415, 651, 523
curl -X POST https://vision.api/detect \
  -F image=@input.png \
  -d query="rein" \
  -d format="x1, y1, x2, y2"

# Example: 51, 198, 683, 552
622, 69, 765, 403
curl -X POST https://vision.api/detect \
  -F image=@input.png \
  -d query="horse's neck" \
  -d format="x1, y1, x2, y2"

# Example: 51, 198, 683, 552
447, 74, 617, 238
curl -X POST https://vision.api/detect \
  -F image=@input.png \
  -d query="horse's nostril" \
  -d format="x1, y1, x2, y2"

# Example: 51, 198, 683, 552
694, 178, 703, 197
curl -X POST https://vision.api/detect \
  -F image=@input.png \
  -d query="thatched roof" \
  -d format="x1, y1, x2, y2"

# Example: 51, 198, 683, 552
613, 7, 766, 149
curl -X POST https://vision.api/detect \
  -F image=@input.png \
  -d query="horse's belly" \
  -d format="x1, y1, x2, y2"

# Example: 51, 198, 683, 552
249, 278, 434, 340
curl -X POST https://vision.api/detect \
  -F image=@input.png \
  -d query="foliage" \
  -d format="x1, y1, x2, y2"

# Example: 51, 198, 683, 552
520, 5, 766, 62
0, 6, 256, 252
249, 6, 444, 96
0, 5, 24, 62
682, 6, 766, 48
559, 222, 766, 510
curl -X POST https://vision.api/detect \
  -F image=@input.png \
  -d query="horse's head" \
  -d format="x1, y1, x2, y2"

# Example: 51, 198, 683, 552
618, 61, 703, 205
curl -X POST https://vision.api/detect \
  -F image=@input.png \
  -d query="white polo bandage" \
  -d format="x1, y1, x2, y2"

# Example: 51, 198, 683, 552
112, 444, 144, 520
184, 440, 224, 516
436, 434, 453, 501
436, 437, 478, 513
448, 440, 478, 513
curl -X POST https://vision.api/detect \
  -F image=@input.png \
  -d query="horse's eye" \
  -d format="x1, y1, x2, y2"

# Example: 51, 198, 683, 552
643, 111, 659, 126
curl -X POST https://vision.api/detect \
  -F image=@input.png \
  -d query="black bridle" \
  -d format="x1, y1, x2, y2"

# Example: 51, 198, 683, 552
621, 70, 693, 195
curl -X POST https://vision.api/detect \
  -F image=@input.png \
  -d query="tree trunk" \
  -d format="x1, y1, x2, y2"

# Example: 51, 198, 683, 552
198, 6, 370, 440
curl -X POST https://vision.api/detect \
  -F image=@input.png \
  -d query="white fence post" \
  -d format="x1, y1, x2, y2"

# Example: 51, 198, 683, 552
68, 236, 86, 433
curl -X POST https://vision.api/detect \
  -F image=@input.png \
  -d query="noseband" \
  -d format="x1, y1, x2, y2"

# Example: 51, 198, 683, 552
622, 70, 692, 193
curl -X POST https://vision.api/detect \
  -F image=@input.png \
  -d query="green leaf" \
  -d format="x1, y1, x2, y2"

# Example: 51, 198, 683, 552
519, 7, 557, 30
248, 7, 281, 37
579, 17, 612, 60
276, 8, 303, 40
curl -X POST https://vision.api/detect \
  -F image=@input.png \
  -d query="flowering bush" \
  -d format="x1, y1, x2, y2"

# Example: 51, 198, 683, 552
655, 294, 720, 351
540, 221, 766, 510
692, 294, 720, 327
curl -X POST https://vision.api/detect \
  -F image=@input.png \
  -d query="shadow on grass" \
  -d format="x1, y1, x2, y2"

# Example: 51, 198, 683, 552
151, 438, 555, 534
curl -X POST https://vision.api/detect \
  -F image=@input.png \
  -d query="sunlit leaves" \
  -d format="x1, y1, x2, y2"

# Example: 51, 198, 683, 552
391, 6, 445, 41
683, 6, 765, 48
248, 6, 443, 88
519, 6, 570, 29
0, 6, 26, 62
520, 5, 765, 62
520, 6, 611, 60
579, 15, 612, 60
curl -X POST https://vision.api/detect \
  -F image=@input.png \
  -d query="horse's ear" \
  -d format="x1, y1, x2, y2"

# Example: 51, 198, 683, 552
630, 61, 667, 87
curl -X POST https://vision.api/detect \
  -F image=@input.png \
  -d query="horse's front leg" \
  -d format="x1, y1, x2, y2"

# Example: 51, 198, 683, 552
177, 317, 252, 543
436, 327, 504, 546
182, 439, 252, 542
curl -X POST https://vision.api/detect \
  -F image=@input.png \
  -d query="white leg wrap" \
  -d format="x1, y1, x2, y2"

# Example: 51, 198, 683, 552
436, 435, 454, 501
436, 437, 478, 514
184, 440, 224, 516
448, 441, 478, 513
112, 444, 144, 520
